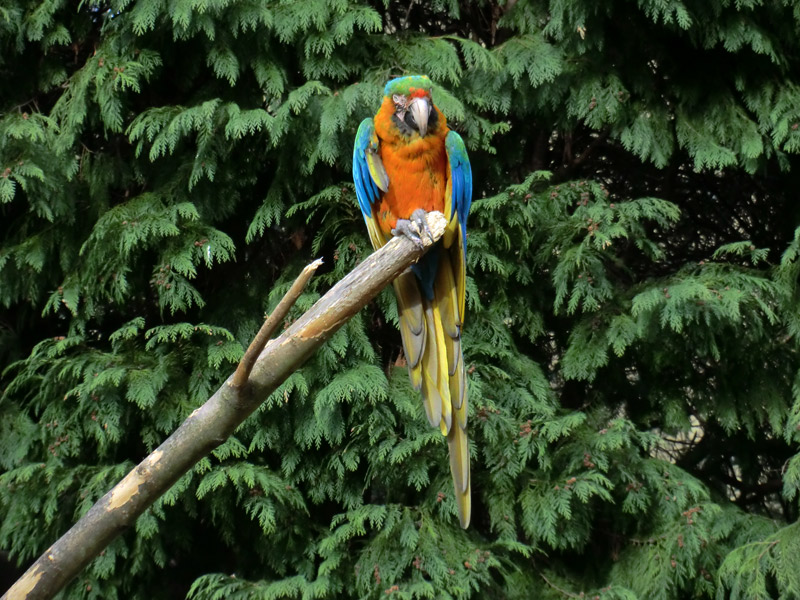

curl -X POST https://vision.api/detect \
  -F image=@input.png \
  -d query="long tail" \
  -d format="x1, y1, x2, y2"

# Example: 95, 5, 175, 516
393, 251, 471, 528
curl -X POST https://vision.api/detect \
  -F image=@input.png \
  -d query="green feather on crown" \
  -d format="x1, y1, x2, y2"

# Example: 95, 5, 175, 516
384, 75, 433, 97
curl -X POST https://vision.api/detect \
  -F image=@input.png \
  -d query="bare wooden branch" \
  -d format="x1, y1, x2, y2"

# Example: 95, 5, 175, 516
3, 211, 448, 600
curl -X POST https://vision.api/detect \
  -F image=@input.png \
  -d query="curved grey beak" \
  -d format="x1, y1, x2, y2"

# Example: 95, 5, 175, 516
409, 97, 430, 137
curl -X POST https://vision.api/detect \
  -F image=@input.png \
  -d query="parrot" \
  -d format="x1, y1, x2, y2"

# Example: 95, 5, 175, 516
352, 75, 472, 528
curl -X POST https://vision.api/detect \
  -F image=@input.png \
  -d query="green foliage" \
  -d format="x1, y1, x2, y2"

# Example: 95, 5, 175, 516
3, 0, 800, 598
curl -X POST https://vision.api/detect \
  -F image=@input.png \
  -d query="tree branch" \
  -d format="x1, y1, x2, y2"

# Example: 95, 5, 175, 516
3, 211, 448, 600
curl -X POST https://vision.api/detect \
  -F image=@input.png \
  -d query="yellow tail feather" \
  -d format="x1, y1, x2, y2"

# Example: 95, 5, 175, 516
447, 415, 471, 527
398, 265, 469, 528
392, 234, 470, 528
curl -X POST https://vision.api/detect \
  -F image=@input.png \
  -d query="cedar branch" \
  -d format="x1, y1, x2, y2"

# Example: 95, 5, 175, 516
3, 211, 448, 600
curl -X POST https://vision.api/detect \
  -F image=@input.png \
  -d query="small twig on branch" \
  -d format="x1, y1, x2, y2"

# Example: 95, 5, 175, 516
231, 258, 323, 388
402, 0, 415, 28
757, 539, 779, 561
539, 571, 583, 599
3, 211, 447, 600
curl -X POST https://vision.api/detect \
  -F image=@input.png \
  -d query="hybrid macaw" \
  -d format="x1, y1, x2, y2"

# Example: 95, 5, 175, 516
352, 75, 472, 528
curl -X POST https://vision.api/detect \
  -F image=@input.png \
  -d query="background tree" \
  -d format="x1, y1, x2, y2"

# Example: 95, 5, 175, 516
3, 1, 800, 598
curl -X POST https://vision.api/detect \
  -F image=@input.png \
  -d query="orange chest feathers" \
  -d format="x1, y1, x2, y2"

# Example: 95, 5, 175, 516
373, 102, 449, 234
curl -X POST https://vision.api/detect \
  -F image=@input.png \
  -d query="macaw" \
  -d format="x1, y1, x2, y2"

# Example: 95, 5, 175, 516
352, 75, 472, 528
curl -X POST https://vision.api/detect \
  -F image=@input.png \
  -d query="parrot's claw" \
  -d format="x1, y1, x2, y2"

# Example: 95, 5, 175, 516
392, 209, 434, 249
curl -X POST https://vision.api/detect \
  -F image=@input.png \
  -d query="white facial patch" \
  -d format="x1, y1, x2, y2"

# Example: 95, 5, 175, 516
393, 94, 409, 119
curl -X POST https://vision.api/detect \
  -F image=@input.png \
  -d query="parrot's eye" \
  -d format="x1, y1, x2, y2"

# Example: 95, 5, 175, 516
392, 94, 409, 118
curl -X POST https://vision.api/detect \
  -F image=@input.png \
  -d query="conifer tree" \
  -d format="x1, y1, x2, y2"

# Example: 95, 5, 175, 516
3, 1, 800, 598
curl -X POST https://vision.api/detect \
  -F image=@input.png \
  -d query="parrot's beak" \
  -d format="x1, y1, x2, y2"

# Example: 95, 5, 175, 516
409, 97, 430, 137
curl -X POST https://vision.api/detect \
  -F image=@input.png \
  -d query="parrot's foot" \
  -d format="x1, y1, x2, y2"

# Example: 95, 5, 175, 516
392, 209, 434, 249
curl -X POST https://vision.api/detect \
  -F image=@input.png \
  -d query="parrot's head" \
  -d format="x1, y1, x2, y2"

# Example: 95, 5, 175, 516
384, 75, 437, 138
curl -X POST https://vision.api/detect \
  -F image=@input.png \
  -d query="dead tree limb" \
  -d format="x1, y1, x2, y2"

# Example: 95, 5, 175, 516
3, 211, 447, 600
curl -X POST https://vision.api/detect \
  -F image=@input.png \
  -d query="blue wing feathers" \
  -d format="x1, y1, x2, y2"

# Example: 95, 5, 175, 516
353, 118, 380, 219
445, 131, 472, 251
